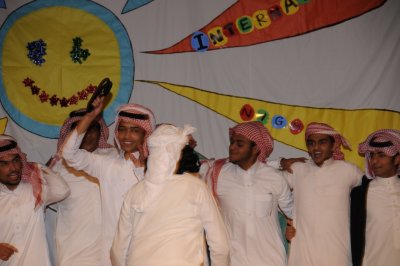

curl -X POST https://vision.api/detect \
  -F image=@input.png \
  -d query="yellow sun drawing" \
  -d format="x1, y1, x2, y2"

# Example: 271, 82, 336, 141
0, 0, 134, 138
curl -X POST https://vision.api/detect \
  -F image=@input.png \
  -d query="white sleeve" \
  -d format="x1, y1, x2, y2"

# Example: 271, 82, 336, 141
277, 177, 294, 219
199, 160, 215, 191
282, 170, 294, 189
198, 184, 230, 266
111, 191, 134, 266
133, 167, 145, 181
199, 160, 211, 181
351, 165, 364, 188
266, 158, 281, 169
40, 164, 70, 205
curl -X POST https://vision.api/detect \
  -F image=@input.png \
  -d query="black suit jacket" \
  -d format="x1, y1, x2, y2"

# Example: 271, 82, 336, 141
350, 175, 371, 266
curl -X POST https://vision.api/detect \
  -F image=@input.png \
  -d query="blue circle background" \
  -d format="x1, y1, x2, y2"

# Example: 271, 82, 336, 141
191, 31, 209, 52
272, 115, 287, 129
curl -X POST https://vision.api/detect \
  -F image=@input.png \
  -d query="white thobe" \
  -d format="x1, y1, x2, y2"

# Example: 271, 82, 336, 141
52, 148, 117, 266
203, 161, 293, 266
363, 175, 400, 266
0, 164, 70, 266
111, 174, 230, 266
62, 129, 144, 266
284, 159, 362, 266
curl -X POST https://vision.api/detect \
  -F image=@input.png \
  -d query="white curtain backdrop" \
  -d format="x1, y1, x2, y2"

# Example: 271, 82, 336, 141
0, 0, 398, 163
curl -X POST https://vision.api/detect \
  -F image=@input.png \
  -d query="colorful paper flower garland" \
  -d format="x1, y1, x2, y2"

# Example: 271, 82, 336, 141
70, 37, 90, 64
22, 77, 96, 107
27, 39, 47, 66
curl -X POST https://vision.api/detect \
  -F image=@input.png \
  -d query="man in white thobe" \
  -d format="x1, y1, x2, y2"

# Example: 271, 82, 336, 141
47, 109, 117, 266
0, 134, 70, 265
111, 124, 230, 266
202, 121, 293, 266
62, 97, 156, 266
351, 129, 400, 266
284, 122, 363, 266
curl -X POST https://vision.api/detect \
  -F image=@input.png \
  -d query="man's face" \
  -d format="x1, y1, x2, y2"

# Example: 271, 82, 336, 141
0, 154, 23, 190
117, 120, 146, 154
80, 122, 101, 152
229, 134, 258, 170
369, 151, 399, 178
306, 133, 335, 166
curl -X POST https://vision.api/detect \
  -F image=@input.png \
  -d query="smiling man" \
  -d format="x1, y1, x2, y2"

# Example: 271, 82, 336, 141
61, 97, 155, 266
351, 129, 400, 266
283, 122, 363, 266
0, 134, 70, 265
202, 121, 293, 266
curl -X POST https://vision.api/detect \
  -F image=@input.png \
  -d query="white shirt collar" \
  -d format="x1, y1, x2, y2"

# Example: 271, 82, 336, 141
310, 157, 335, 168
373, 174, 400, 184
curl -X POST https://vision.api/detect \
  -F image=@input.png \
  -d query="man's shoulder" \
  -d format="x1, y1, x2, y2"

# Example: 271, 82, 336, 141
103, 153, 129, 165
174, 174, 206, 188
94, 147, 118, 157
0, 181, 35, 202
255, 162, 282, 175
332, 159, 362, 172
199, 158, 230, 176
290, 160, 312, 172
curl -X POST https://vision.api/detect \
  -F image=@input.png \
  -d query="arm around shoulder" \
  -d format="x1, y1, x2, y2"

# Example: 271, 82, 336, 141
61, 129, 105, 178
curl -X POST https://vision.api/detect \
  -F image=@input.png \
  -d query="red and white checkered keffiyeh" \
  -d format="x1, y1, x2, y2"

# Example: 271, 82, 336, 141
229, 121, 274, 163
114, 104, 156, 159
48, 109, 112, 169
0, 134, 43, 208
305, 122, 351, 160
358, 129, 400, 178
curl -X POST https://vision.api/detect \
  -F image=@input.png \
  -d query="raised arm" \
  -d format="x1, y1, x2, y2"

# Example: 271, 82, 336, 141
61, 96, 108, 178
76, 95, 105, 135
279, 157, 307, 173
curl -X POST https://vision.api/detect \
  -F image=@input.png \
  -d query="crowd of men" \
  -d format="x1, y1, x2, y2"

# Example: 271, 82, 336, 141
1, 95, 399, 266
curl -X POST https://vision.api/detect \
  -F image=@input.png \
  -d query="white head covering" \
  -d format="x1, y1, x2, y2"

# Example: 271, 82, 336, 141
134, 124, 196, 211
